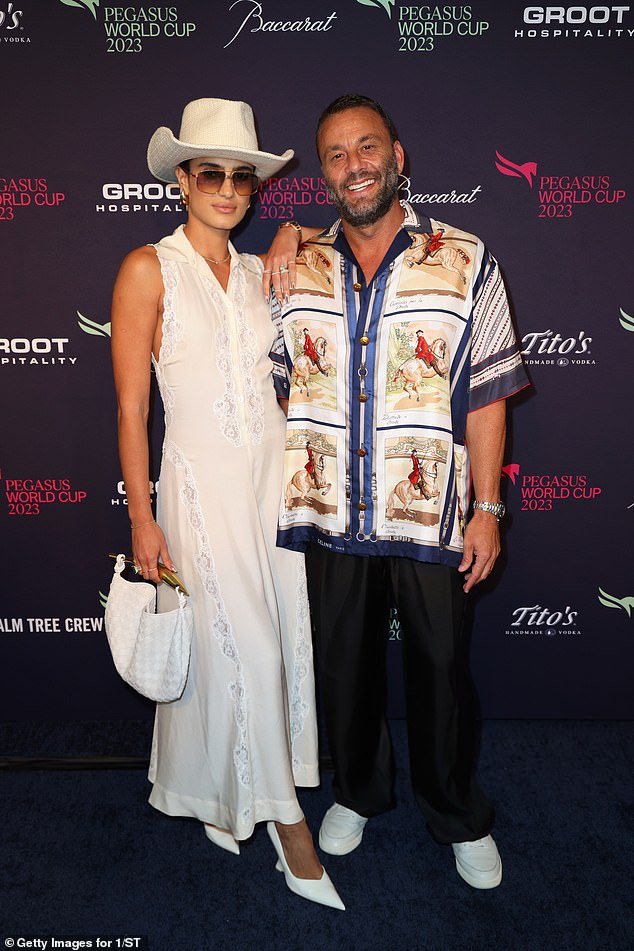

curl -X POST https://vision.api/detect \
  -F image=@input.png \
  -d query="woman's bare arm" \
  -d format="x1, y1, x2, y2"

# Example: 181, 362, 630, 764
111, 246, 175, 579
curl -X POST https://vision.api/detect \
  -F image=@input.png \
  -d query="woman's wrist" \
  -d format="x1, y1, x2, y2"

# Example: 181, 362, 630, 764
278, 220, 302, 243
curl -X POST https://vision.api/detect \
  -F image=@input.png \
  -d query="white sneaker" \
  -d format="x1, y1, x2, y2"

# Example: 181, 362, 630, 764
319, 803, 368, 855
452, 834, 502, 889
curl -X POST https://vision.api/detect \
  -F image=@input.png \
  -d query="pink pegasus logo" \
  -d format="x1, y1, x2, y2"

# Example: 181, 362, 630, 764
495, 151, 538, 188
502, 463, 520, 485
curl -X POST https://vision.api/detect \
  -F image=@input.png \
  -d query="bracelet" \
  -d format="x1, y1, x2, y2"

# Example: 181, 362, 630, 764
131, 519, 156, 530
278, 220, 302, 242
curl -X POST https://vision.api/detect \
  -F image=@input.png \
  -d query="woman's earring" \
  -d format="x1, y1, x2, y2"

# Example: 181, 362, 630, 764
180, 190, 189, 207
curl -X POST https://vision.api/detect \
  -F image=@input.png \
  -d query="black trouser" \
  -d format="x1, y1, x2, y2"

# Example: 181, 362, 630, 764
305, 544, 494, 844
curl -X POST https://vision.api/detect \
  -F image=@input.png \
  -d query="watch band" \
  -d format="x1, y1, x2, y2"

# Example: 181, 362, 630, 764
473, 500, 505, 520
278, 220, 302, 242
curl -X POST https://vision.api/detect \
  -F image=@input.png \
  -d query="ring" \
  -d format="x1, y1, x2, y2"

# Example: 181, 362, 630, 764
271, 271, 279, 276
263, 268, 271, 273
279, 264, 288, 273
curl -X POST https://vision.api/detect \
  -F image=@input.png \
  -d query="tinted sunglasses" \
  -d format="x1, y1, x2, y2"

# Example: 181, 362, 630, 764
189, 167, 259, 197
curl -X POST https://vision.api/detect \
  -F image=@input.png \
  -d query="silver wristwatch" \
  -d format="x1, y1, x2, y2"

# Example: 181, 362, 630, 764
473, 500, 506, 520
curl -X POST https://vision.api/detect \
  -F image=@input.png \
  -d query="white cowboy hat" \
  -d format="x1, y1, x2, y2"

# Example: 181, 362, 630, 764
147, 98, 294, 183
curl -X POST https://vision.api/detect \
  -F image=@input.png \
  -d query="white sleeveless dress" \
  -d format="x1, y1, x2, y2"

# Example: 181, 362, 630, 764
147, 225, 318, 839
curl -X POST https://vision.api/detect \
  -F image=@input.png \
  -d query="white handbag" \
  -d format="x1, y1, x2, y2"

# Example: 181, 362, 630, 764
104, 553, 193, 702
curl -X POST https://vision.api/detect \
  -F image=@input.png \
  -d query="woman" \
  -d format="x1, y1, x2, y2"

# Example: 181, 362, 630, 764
111, 98, 343, 911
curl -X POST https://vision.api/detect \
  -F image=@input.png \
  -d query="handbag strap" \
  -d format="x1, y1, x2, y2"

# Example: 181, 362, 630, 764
112, 552, 188, 605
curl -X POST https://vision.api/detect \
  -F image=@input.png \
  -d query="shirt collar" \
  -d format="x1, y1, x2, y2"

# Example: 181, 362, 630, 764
332, 201, 427, 282
333, 227, 411, 281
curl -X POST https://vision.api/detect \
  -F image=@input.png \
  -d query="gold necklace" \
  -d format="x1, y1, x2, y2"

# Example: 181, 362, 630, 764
183, 228, 231, 265
202, 250, 231, 265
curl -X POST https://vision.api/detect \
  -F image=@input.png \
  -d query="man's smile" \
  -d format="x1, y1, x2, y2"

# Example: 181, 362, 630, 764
347, 177, 376, 193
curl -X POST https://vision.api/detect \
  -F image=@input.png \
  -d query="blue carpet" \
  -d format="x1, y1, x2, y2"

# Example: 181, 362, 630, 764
1, 720, 632, 951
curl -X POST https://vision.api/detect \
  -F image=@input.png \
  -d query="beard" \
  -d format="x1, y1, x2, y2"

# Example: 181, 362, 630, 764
326, 151, 400, 227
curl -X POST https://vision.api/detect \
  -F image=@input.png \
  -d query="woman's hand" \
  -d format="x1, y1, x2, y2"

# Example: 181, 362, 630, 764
261, 223, 302, 303
132, 520, 175, 582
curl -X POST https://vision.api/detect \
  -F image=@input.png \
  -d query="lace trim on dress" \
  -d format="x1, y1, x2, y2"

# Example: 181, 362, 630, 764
198, 270, 243, 446
153, 255, 182, 427
198, 260, 265, 447
290, 557, 312, 771
233, 259, 265, 446
164, 437, 252, 795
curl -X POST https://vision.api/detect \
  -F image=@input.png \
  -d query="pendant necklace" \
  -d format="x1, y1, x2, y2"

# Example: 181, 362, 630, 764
202, 250, 231, 265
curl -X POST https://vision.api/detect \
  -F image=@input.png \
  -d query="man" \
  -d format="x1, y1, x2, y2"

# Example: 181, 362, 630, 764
304, 441, 316, 481
408, 449, 422, 492
414, 328, 444, 377
276, 95, 529, 889
303, 327, 320, 365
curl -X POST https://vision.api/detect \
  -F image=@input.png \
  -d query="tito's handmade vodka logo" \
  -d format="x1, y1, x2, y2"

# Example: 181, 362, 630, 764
506, 604, 581, 637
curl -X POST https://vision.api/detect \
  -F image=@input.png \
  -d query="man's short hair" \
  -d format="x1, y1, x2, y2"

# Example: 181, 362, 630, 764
315, 94, 399, 153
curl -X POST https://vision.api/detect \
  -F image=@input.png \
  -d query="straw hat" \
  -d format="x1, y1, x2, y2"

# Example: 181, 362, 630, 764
147, 98, 293, 183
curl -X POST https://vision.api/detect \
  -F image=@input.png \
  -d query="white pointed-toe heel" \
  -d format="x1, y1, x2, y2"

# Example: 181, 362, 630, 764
204, 823, 240, 855
267, 821, 345, 911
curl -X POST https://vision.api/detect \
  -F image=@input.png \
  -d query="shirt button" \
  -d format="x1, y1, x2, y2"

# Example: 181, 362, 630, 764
359, 335, 369, 346
359, 393, 368, 403
357, 502, 366, 511
357, 447, 367, 457
353, 282, 362, 292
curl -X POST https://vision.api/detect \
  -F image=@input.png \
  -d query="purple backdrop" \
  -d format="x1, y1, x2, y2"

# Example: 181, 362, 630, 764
1, 0, 632, 721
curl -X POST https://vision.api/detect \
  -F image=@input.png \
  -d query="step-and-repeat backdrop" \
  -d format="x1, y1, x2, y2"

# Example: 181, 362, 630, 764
1, 1, 632, 721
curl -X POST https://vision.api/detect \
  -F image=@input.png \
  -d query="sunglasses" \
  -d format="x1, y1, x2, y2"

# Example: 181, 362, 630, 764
189, 167, 259, 197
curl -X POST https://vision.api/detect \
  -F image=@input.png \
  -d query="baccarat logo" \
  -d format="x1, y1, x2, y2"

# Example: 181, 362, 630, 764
495, 150, 627, 219
224, 1, 337, 49
502, 464, 602, 511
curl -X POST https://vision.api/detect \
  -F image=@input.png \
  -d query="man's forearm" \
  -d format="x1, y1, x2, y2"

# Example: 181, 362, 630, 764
465, 400, 506, 502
